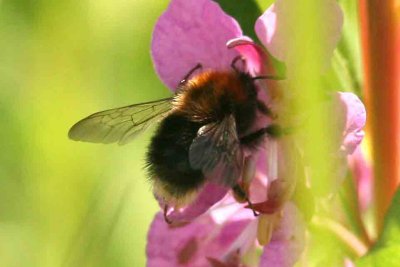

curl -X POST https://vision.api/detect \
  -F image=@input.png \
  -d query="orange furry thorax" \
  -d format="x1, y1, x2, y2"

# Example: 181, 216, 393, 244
173, 70, 255, 123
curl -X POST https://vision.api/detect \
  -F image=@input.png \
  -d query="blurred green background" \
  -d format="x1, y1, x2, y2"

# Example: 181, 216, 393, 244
0, 0, 171, 266
0, 0, 361, 266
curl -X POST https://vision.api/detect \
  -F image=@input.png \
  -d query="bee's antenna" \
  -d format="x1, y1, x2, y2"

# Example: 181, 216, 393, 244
252, 75, 286, 81
179, 63, 203, 86
163, 204, 173, 224
231, 56, 246, 72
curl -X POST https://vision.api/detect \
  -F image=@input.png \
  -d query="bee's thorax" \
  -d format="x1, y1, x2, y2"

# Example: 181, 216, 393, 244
173, 70, 259, 134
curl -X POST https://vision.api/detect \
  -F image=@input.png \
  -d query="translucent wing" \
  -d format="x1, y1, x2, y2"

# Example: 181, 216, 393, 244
69, 97, 173, 145
189, 115, 243, 186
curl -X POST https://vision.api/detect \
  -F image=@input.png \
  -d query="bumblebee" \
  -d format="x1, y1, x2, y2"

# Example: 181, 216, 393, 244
69, 58, 282, 220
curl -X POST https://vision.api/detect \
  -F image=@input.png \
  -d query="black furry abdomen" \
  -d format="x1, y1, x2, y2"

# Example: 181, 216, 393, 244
146, 113, 204, 199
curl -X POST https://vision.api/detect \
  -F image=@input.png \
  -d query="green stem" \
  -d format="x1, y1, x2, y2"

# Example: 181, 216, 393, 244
312, 216, 368, 258
339, 174, 372, 246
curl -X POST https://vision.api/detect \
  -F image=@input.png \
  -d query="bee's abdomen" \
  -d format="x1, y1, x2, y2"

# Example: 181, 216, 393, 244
146, 113, 204, 200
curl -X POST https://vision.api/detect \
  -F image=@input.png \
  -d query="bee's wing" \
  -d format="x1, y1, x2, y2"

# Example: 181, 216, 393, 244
69, 97, 173, 145
189, 115, 243, 186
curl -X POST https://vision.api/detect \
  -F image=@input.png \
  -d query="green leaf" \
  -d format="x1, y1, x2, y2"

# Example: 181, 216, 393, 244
214, 0, 273, 40
357, 246, 400, 266
336, 0, 363, 95
357, 188, 400, 267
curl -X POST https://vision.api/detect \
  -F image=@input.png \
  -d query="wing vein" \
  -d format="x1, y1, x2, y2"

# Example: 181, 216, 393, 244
68, 97, 173, 144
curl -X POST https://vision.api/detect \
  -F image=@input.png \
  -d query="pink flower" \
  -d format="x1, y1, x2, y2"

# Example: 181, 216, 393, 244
349, 146, 373, 211
146, 0, 365, 266
147, 199, 305, 267
255, 0, 343, 70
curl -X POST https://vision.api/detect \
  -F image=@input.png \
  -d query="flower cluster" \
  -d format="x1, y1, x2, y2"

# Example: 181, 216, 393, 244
146, 0, 366, 266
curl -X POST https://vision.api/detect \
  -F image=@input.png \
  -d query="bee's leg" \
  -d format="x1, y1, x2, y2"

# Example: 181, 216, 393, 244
232, 184, 259, 217
163, 204, 172, 224
246, 200, 259, 217
231, 56, 246, 72
252, 75, 286, 81
179, 63, 203, 85
240, 124, 284, 147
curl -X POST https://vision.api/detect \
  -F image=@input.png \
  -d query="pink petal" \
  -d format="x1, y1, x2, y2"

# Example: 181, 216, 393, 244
260, 203, 306, 267
151, 0, 242, 91
146, 212, 216, 267
146, 211, 253, 267
337, 92, 366, 155
249, 137, 301, 214
227, 36, 265, 76
344, 258, 355, 267
255, 0, 343, 66
166, 183, 230, 223
348, 146, 372, 211
249, 164, 269, 203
